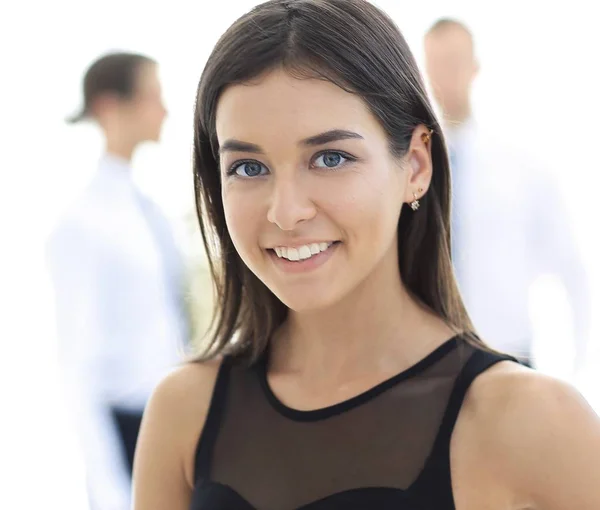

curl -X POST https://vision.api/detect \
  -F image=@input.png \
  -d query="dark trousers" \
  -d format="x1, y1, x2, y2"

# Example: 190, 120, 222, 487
111, 408, 144, 475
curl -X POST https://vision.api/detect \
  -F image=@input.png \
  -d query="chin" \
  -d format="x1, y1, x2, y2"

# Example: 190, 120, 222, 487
270, 284, 342, 314
143, 127, 163, 143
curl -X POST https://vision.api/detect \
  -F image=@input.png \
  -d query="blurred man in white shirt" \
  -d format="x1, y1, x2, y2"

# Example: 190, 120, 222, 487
46, 52, 189, 510
424, 19, 590, 370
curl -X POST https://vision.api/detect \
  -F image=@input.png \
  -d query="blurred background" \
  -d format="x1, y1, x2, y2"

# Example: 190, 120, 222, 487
0, 0, 598, 508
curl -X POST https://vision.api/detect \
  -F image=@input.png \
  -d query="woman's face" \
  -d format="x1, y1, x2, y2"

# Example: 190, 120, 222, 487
216, 69, 430, 312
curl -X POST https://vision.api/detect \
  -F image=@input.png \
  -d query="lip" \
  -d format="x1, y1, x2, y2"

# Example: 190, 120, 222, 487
267, 242, 340, 274
267, 240, 338, 250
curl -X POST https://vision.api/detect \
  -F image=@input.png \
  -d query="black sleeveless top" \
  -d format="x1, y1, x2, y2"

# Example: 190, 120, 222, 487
191, 336, 516, 510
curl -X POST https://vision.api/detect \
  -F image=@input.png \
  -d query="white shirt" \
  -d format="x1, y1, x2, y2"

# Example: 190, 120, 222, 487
46, 154, 188, 510
447, 118, 589, 361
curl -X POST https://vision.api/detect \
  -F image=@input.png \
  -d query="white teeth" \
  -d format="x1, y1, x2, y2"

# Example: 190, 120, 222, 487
298, 245, 312, 260
274, 242, 335, 262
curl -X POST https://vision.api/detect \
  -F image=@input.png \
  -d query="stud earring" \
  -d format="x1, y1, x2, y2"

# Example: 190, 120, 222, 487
410, 193, 420, 211
421, 129, 434, 146
410, 188, 424, 211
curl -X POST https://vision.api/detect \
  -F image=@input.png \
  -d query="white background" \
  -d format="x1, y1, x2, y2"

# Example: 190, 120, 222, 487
0, 1, 598, 507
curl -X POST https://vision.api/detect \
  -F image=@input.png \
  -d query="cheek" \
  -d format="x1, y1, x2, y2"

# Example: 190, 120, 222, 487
222, 186, 264, 259
137, 102, 163, 123
149, 104, 165, 124
322, 167, 403, 238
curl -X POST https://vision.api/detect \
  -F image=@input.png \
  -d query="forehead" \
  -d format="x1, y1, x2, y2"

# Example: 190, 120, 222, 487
215, 69, 386, 145
425, 26, 473, 55
134, 63, 161, 94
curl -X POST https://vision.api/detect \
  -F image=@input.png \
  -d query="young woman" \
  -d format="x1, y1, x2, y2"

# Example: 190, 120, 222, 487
133, 1, 600, 509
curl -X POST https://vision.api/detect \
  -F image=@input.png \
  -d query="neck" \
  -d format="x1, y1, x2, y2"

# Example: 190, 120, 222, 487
271, 246, 448, 382
104, 133, 137, 163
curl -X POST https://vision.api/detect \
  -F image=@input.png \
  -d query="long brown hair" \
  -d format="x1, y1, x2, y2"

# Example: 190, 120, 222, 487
193, 0, 477, 362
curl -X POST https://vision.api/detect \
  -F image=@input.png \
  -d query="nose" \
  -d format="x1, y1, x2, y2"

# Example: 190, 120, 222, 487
267, 173, 317, 231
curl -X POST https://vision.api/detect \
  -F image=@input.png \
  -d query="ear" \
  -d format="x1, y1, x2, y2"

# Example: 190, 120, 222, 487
402, 124, 433, 206
90, 92, 121, 119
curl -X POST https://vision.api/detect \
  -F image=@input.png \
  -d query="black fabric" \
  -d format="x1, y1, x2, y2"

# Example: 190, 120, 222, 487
192, 336, 516, 510
190, 481, 425, 510
112, 408, 144, 475
195, 357, 233, 479
409, 349, 515, 509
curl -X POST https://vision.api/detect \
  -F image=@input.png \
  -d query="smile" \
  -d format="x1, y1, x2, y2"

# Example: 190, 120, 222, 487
267, 241, 340, 273
273, 242, 334, 262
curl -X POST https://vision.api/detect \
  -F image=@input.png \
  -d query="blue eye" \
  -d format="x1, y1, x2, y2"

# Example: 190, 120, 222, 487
312, 151, 351, 169
230, 161, 268, 177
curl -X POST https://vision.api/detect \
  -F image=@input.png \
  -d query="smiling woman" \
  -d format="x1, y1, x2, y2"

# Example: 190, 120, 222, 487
215, 70, 426, 314
132, 1, 600, 510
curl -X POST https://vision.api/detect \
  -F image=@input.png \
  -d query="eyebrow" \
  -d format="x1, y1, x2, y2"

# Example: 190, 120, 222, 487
300, 129, 364, 146
219, 129, 364, 155
219, 139, 263, 155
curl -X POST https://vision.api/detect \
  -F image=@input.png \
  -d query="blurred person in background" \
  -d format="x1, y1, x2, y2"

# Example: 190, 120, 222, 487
424, 19, 590, 372
46, 52, 189, 510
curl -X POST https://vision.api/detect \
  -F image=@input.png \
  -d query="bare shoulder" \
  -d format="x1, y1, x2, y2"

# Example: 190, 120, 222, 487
149, 358, 223, 413
136, 359, 223, 491
463, 360, 598, 438
458, 360, 600, 509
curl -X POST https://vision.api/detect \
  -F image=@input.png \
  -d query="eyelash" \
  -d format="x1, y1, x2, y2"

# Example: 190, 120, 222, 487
226, 159, 264, 177
226, 150, 358, 177
311, 150, 357, 170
